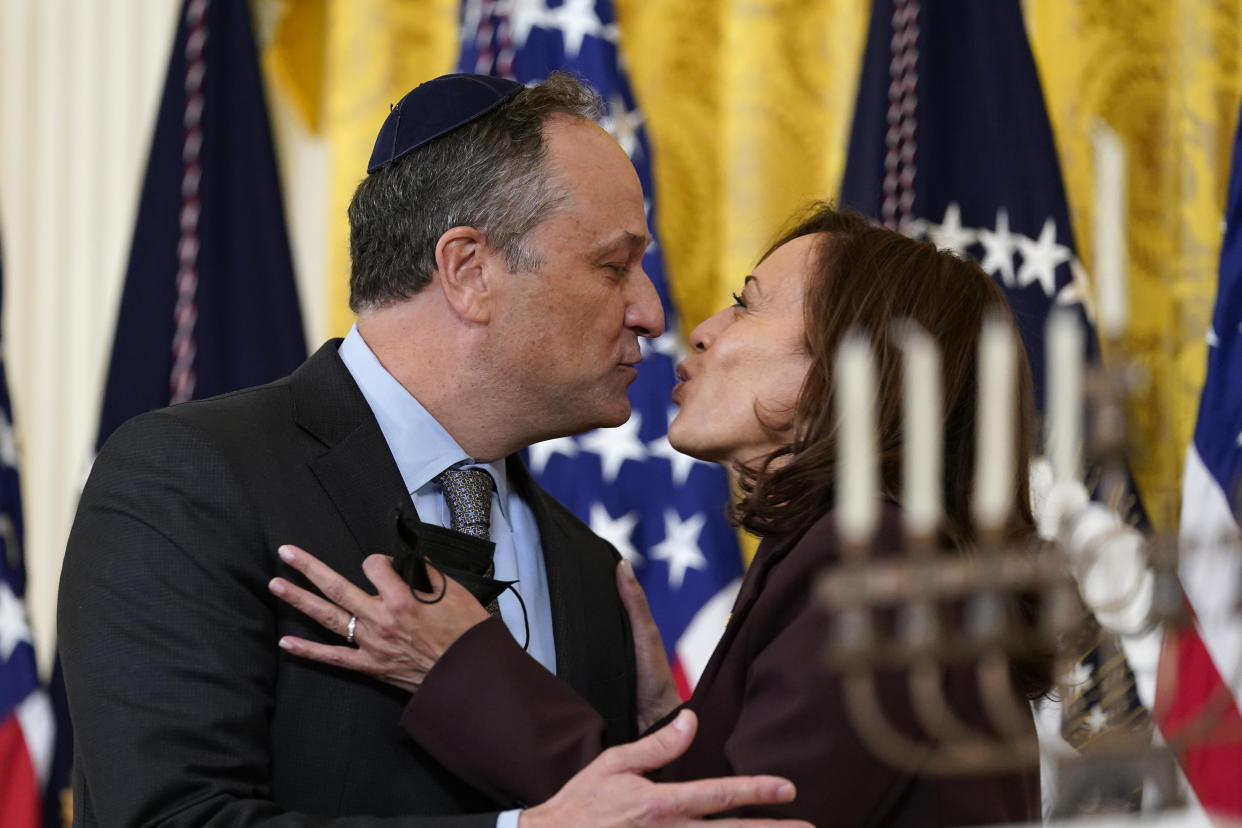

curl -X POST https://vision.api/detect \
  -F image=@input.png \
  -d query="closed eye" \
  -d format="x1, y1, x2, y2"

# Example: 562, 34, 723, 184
731, 291, 748, 309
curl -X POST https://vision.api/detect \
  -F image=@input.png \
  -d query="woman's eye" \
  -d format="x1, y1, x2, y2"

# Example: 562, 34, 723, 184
731, 292, 748, 309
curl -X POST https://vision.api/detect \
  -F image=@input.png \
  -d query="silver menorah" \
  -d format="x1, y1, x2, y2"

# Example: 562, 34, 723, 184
812, 307, 1242, 820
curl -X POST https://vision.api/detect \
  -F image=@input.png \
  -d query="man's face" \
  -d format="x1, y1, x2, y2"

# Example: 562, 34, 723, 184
487, 116, 664, 441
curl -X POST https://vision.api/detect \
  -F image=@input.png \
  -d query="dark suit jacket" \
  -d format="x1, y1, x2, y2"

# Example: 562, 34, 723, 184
58, 341, 636, 826
404, 507, 1042, 827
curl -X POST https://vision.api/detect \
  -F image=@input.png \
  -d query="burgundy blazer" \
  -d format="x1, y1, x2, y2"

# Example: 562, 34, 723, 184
404, 506, 1042, 826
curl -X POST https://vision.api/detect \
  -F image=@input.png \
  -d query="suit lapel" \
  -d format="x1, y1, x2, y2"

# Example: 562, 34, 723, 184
291, 341, 413, 563
690, 532, 797, 698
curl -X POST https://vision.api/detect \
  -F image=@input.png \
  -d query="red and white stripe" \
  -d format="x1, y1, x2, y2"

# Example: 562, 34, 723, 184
672, 578, 741, 698
0, 685, 53, 827
1164, 445, 1242, 818
882, 0, 919, 234
472, 0, 517, 80
171, 0, 208, 405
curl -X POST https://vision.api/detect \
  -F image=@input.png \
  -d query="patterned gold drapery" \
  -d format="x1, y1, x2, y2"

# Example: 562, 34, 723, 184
1027, 1, 1242, 529
264, 0, 460, 325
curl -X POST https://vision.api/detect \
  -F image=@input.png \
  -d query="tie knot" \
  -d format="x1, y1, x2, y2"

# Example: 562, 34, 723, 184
437, 467, 494, 540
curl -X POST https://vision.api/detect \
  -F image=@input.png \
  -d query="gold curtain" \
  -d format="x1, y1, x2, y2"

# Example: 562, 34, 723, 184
265, 0, 460, 329
1027, 1, 1242, 529
263, 0, 1240, 532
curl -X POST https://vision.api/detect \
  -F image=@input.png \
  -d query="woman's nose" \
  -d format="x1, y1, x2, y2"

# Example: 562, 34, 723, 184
689, 307, 730, 352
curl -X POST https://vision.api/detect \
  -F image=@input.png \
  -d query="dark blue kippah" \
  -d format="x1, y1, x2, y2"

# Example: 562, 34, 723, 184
366, 74, 525, 174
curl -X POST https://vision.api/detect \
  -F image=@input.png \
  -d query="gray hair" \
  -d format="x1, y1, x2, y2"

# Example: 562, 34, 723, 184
347, 72, 603, 311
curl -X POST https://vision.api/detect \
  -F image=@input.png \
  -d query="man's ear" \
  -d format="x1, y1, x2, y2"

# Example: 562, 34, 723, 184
434, 226, 493, 324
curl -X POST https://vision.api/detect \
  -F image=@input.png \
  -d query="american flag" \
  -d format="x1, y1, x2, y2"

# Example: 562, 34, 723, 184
0, 231, 52, 825
838, 0, 1153, 806
1173, 100, 1242, 819
457, 0, 744, 695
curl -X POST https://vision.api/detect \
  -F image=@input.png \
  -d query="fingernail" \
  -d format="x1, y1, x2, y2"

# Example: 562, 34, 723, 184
621, 559, 636, 581
673, 710, 690, 732
277, 546, 294, 563
269, 578, 285, 595
278, 637, 293, 651
777, 782, 795, 800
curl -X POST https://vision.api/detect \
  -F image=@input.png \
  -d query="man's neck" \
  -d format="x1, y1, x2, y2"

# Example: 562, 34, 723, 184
356, 304, 523, 462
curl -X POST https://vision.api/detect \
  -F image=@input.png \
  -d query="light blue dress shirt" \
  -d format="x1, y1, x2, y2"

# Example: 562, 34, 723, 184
339, 327, 552, 828
337, 326, 557, 674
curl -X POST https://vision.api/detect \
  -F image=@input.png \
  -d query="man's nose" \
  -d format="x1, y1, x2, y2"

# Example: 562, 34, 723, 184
625, 268, 666, 338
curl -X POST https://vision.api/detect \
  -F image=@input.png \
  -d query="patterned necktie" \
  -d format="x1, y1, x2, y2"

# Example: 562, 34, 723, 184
437, 467, 500, 616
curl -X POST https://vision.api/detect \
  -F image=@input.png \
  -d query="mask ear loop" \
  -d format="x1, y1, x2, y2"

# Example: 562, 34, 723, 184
413, 561, 448, 606
501, 582, 531, 652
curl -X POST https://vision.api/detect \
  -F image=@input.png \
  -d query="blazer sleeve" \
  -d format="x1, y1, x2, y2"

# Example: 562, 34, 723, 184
59, 413, 498, 828
402, 618, 609, 806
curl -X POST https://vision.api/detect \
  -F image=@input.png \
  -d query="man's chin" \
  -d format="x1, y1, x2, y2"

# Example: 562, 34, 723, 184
555, 399, 632, 436
592, 403, 632, 430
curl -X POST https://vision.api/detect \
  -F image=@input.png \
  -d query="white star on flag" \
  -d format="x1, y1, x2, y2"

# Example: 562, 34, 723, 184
928, 202, 977, 255
643, 199, 659, 253
1066, 660, 1093, 689
641, 327, 688, 361
546, 0, 618, 57
527, 435, 578, 475
0, 579, 33, 661
589, 502, 641, 564
647, 434, 701, 486
600, 91, 644, 159
1054, 259, 1097, 324
650, 509, 707, 589
509, 0, 617, 58
647, 409, 704, 485
1207, 326, 1220, 347
507, 0, 547, 50
1084, 705, 1110, 734
1015, 217, 1071, 298
978, 208, 1016, 287
579, 412, 646, 482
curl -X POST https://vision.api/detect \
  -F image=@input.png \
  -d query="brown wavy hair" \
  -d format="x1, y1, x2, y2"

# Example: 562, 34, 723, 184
734, 204, 1051, 696
735, 203, 1036, 546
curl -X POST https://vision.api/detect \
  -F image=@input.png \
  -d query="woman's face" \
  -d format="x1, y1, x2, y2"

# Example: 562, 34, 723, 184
668, 234, 816, 468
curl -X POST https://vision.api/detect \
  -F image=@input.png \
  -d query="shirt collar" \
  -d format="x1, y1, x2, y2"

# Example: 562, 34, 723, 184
338, 325, 511, 513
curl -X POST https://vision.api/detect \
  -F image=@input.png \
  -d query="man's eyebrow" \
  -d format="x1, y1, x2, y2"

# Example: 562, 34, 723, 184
592, 231, 649, 257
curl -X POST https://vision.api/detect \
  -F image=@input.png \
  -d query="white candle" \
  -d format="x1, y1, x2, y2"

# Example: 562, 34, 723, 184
1046, 309, 1084, 484
899, 322, 942, 538
972, 313, 1015, 532
835, 332, 878, 546
1093, 123, 1128, 340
